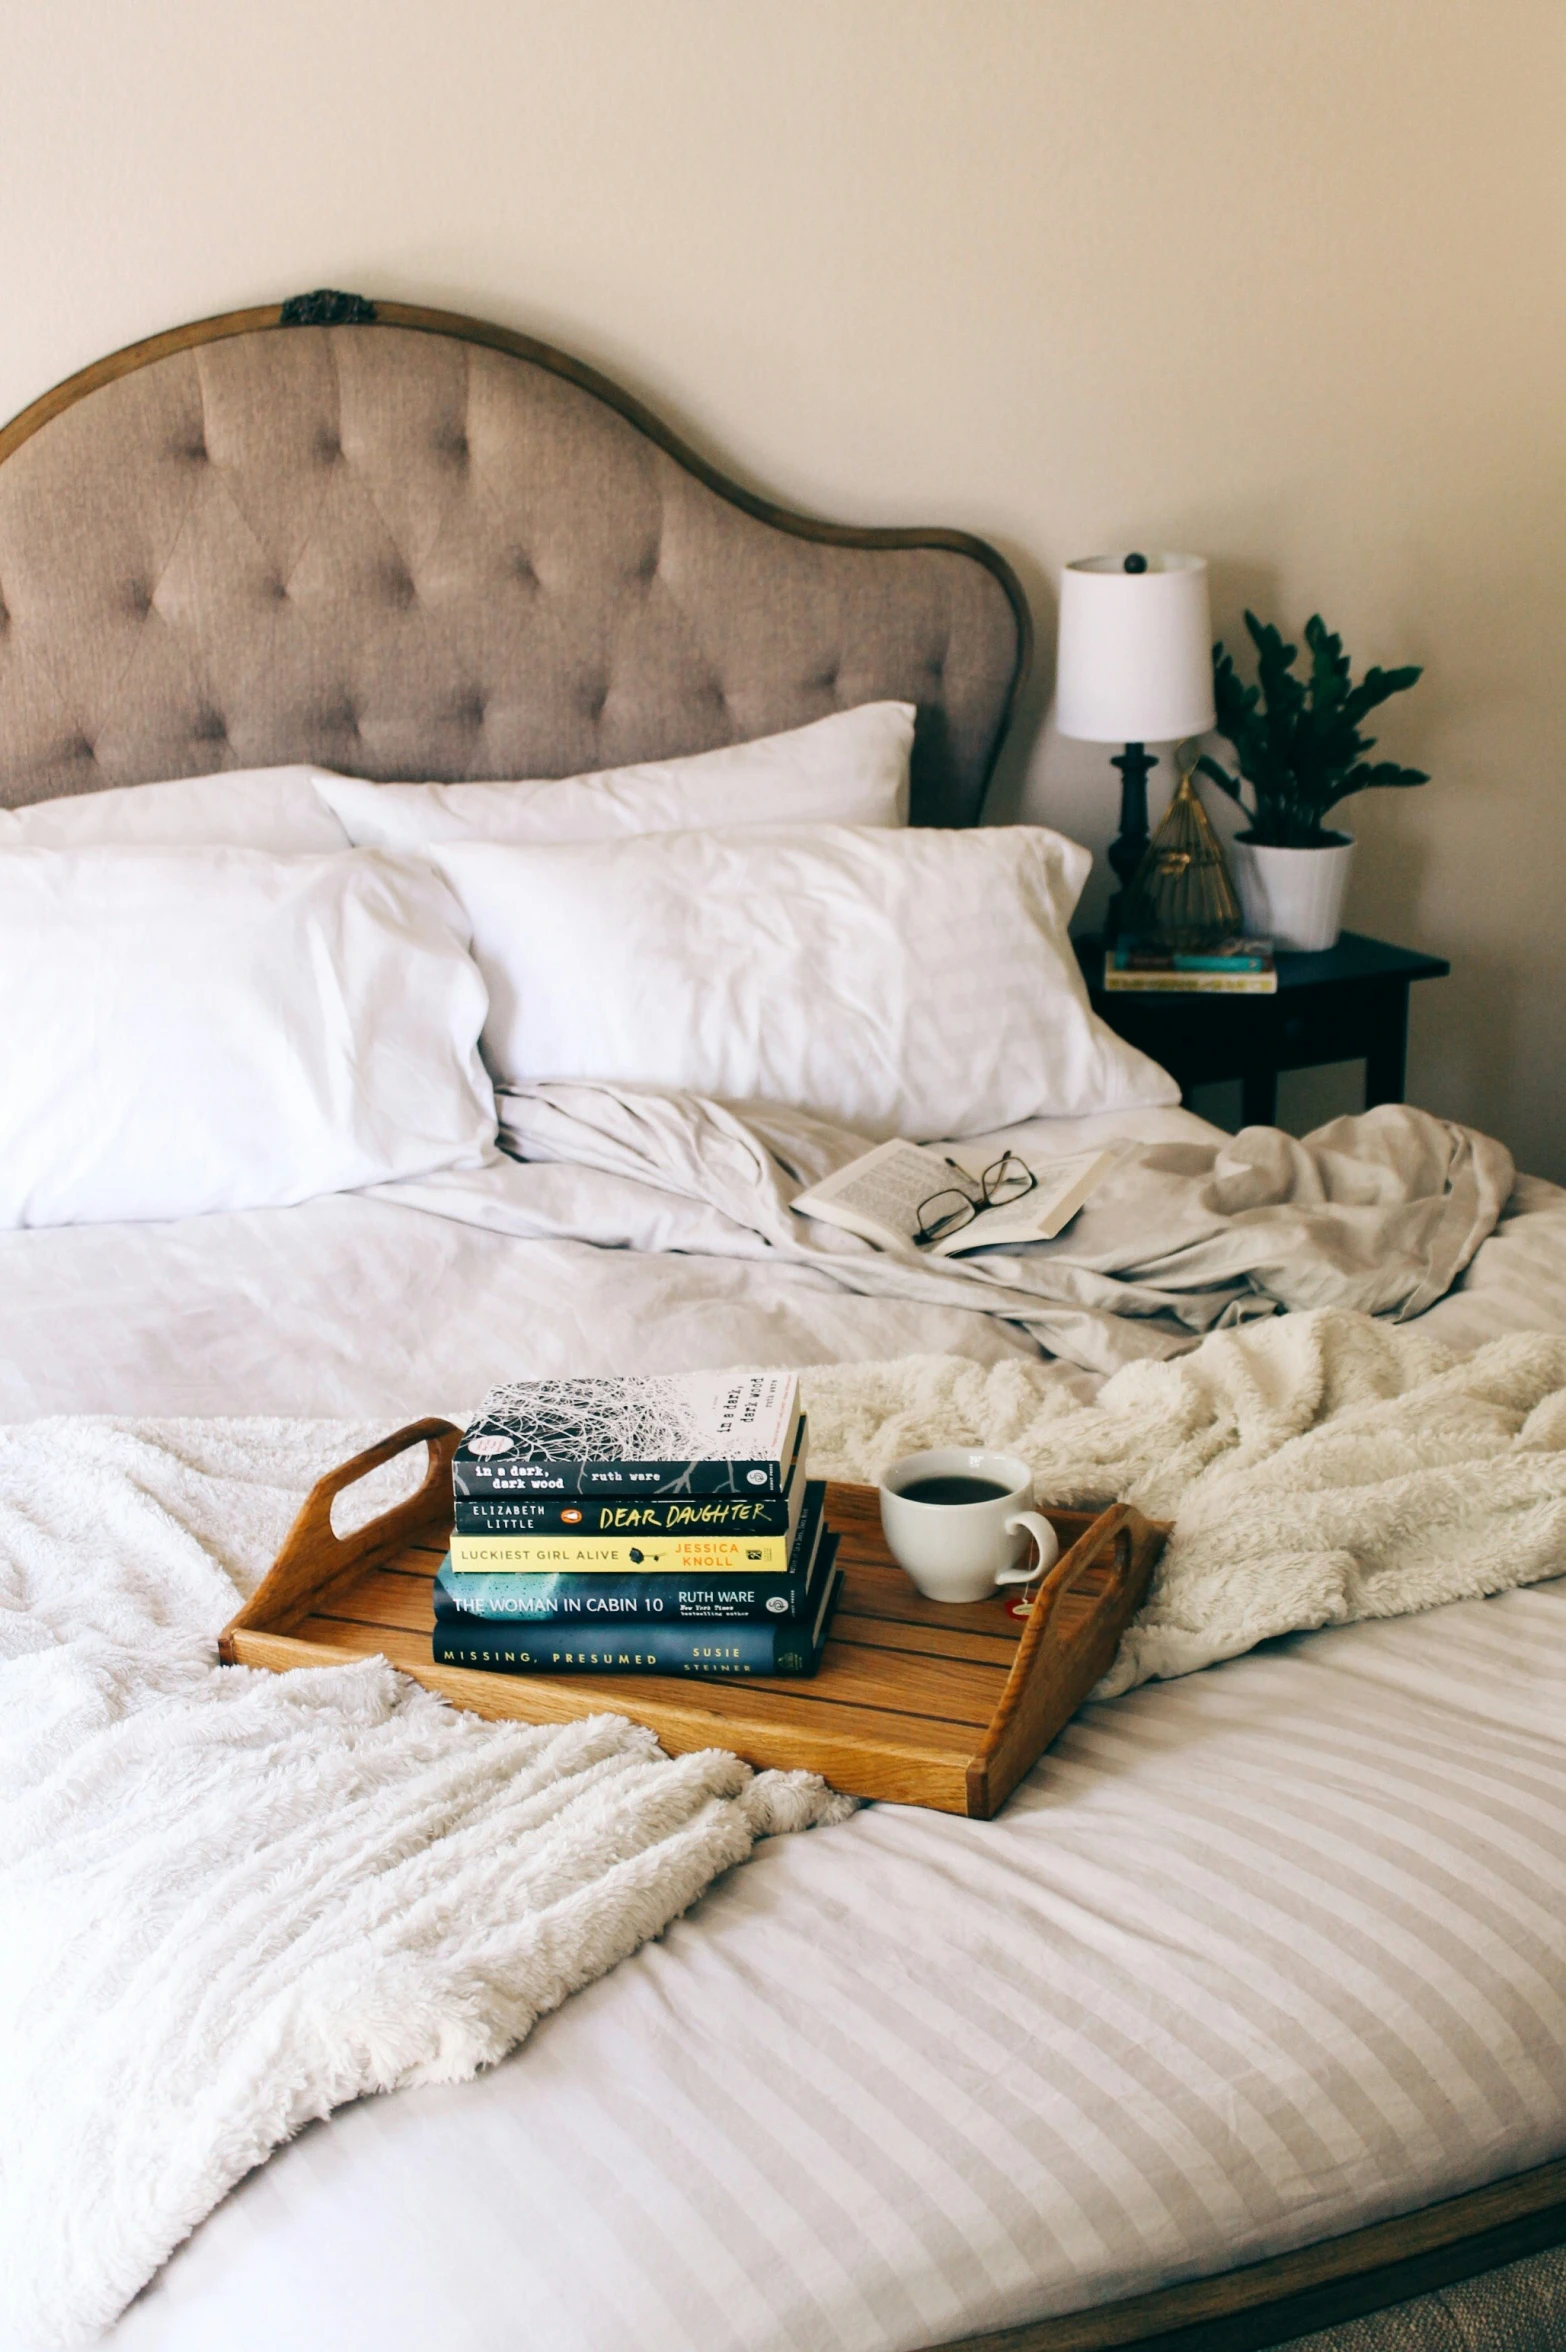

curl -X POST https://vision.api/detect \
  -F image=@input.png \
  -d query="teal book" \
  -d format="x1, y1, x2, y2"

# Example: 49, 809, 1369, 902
1114, 936, 1274, 973
1105, 939, 1278, 994
433, 1547, 841, 1677
435, 1488, 826, 1625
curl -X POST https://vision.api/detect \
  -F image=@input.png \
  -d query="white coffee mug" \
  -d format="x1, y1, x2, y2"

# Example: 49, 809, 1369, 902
878, 1447, 1059, 1605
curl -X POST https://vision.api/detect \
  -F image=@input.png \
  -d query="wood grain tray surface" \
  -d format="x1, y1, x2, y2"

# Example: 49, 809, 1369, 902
220, 1421, 1166, 1817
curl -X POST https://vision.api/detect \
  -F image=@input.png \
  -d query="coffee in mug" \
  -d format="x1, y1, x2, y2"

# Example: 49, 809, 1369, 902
878, 1447, 1059, 1605
897, 1474, 1010, 1507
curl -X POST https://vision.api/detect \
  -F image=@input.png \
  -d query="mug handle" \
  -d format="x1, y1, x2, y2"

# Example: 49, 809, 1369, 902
995, 1510, 1060, 1587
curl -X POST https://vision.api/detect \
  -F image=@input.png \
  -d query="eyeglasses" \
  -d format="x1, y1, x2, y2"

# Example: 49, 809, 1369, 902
914, 1151, 1036, 1247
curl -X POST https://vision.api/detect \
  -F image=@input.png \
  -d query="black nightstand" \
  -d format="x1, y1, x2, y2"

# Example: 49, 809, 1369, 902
1075, 931, 1451, 1127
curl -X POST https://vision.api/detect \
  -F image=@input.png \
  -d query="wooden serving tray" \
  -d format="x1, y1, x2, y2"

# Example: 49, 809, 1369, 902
219, 1421, 1166, 1818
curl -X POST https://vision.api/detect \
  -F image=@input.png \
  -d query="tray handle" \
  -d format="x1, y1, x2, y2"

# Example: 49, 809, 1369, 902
966, 1502, 1162, 1819
1020, 1512, 1134, 1645
219, 1417, 460, 1658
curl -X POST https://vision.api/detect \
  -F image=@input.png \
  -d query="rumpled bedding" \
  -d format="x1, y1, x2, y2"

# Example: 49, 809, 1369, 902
802, 1308, 1566, 1692
0, 1095, 1560, 2352
375, 1086, 1515, 1376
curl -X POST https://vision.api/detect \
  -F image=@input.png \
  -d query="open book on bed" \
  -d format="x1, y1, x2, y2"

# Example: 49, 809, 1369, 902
792, 1139, 1117, 1257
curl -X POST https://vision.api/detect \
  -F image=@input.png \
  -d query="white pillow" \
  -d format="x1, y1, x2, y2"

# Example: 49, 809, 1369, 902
313, 702, 914, 851
0, 765, 351, 852
0, 848, 495, 1228
430, 824, 1178, 1141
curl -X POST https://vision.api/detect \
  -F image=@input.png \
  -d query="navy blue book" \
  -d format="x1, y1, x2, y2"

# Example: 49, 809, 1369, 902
436, 1488, 826, 1626
433, 1545, 841, 1677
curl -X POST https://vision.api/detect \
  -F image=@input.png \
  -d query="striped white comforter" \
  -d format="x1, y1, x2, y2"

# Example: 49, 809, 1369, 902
114, 1567, 1566, 2352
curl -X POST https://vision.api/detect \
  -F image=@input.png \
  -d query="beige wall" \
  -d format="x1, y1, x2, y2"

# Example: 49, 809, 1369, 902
4, 0, 1564, 1169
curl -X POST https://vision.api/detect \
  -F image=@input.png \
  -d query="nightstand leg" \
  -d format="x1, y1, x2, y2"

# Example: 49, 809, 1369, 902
1364, 983, 1411, 1107
1241, 1065, 1278, 1128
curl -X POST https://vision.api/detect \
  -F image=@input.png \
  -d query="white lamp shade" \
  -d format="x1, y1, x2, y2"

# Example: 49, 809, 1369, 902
1055, 553, 1216, 743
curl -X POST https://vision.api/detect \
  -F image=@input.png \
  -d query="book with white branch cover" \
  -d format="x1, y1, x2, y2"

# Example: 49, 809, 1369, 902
454, 1370, 802, 1496
791, 1140, 1117, 1257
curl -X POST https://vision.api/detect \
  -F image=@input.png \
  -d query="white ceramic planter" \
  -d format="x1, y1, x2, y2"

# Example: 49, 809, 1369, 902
1229, 833, 1355, 952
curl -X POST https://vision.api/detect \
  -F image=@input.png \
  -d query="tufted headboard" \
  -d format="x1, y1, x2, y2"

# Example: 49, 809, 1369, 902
0, 295, 1028, 826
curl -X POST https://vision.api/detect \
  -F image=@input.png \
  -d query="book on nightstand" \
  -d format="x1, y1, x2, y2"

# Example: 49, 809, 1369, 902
1102, 939, 1278, 994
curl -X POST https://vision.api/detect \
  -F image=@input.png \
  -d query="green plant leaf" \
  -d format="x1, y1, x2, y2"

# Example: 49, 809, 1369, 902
1194, 753, 1247, 806
1348, 760, 1430, 790
1338, 662, 1423, 732
1305, 614, 1351, 716
1209, 611, 1426, 837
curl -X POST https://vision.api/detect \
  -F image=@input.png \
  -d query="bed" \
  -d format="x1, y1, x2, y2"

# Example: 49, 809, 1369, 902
3, 293, 1565, 2352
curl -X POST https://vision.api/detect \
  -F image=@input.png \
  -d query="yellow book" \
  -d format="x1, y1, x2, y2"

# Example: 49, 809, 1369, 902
1102, 965, 1277, 994
447, 1530, 797, 1574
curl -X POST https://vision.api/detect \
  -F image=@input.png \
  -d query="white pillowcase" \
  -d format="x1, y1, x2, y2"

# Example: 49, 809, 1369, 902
0, 848, 496, 1228
430, 824, 1177, 1141
0, 765, 352, 852
313, 703, 915, 851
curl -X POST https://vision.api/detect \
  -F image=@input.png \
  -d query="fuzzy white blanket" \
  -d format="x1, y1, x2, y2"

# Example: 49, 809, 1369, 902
9, 1313, 1566, 2344
0, 1419, 851, 2350
803, 1307, 1566, 1692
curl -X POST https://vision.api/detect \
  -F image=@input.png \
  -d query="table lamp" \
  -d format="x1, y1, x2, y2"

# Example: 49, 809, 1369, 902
1055, 552, 1217, 939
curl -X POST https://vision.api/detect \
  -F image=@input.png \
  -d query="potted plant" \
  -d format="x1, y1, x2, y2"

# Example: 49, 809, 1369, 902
1195, 612, 1427, 950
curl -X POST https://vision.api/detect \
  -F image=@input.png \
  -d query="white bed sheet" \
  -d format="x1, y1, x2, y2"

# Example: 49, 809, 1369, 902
111, 1581, 1566, 2352
0, 1178, 1036, 1426
5, 1105, 1564, 2352
0, 1108, 1208, 1426
1416, 1173, 1566, 1347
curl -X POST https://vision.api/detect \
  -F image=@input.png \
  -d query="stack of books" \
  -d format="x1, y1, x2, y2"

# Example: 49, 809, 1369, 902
1103, 937, 1278, 994
432, 1370, 841, 1679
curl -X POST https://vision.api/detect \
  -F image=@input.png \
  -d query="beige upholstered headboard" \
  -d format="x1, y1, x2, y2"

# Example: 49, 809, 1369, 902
0, 293, 1028, 826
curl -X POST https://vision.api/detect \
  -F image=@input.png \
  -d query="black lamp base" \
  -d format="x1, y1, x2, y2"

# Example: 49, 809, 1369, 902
1104, 741, 1158, 943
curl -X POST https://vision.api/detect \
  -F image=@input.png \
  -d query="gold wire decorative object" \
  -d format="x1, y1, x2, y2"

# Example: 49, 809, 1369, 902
1120, 760, 1242, 952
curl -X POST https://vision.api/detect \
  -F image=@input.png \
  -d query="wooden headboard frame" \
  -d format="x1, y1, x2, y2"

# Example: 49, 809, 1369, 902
0, 291, 1029, 822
